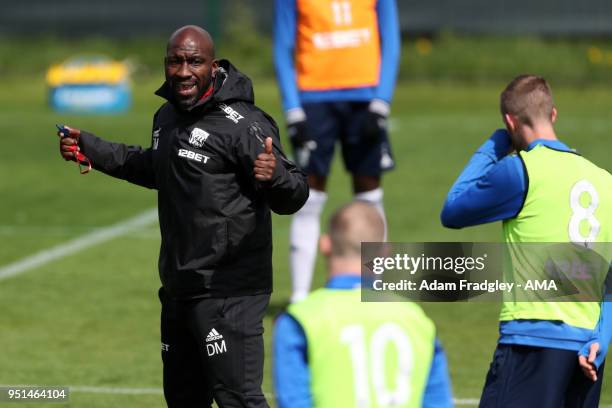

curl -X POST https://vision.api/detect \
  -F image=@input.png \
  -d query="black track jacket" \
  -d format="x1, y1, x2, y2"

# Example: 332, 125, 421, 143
78, 60, 308, 299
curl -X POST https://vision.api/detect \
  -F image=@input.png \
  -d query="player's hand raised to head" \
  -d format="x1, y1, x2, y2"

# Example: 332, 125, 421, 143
254, 137, 276, 182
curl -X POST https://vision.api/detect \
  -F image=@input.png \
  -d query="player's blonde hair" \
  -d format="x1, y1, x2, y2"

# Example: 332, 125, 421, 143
328, 202, 384, 258
500, 74, 554, 127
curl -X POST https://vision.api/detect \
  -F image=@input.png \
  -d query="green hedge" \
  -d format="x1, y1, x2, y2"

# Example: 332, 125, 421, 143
1, 33, 612, 85
402, 33, 612, 85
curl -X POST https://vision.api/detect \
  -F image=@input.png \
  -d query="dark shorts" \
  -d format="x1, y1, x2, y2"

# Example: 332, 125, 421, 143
293, 101, 395, 177
159, 288, 271, 408
480, 344, 606, 408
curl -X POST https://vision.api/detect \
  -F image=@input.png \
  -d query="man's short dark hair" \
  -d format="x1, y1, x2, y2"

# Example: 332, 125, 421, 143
500, 75, 554, 126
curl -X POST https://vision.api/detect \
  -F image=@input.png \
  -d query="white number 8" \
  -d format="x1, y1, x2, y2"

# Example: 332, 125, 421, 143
568, 180, 600, 246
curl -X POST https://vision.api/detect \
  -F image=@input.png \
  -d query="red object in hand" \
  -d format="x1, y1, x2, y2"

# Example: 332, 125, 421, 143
57, 124, 91, 174
67, 145, 92, 174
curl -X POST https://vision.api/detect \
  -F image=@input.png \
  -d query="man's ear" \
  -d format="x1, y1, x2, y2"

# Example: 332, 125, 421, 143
319, 234, 332, 257
503, 113, 516, 133
212, 59, 219, 76
551, 107, 558, 124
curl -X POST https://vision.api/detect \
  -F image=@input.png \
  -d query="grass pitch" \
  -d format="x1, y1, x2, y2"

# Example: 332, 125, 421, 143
0, 75, 610, 406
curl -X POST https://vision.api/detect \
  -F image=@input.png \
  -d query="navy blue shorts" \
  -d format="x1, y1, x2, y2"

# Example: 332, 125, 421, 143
479, 344, 606, 408
293, 101, 395, 177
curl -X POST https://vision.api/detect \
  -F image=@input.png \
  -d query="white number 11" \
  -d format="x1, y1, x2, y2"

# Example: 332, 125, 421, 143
332, 1, 352, 25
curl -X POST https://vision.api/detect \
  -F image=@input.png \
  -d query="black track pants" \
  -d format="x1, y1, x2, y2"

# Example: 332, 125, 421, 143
160, 288, 271, 408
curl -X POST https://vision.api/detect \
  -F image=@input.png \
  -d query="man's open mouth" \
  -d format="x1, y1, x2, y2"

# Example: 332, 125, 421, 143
176, 82, 197, 97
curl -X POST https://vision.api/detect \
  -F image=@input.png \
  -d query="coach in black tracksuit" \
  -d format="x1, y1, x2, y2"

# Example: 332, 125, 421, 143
58, 26, 308, 408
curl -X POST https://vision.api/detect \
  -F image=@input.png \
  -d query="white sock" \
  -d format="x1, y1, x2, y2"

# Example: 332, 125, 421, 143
289, 190, 327, 303
354, 188, 387, 240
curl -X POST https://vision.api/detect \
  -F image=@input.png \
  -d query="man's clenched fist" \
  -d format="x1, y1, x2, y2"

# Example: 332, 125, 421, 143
254, 137, 277, 182
57, 125, 81, 161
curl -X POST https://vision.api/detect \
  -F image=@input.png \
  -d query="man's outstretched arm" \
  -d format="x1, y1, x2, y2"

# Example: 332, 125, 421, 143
58, 126, 157, 190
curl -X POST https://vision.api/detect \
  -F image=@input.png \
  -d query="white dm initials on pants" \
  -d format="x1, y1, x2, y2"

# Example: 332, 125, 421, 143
205, 328, 227, 356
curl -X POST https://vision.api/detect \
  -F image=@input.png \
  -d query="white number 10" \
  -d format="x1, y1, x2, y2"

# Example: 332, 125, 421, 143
340, 323, 413, 407
568, 180, 600, 246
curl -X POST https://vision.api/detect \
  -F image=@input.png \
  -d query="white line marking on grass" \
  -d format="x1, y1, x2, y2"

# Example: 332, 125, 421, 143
0, 208, 158, 281
454, 398, 480, 406
452, 399, 612, 407
0, 225, 159, 237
